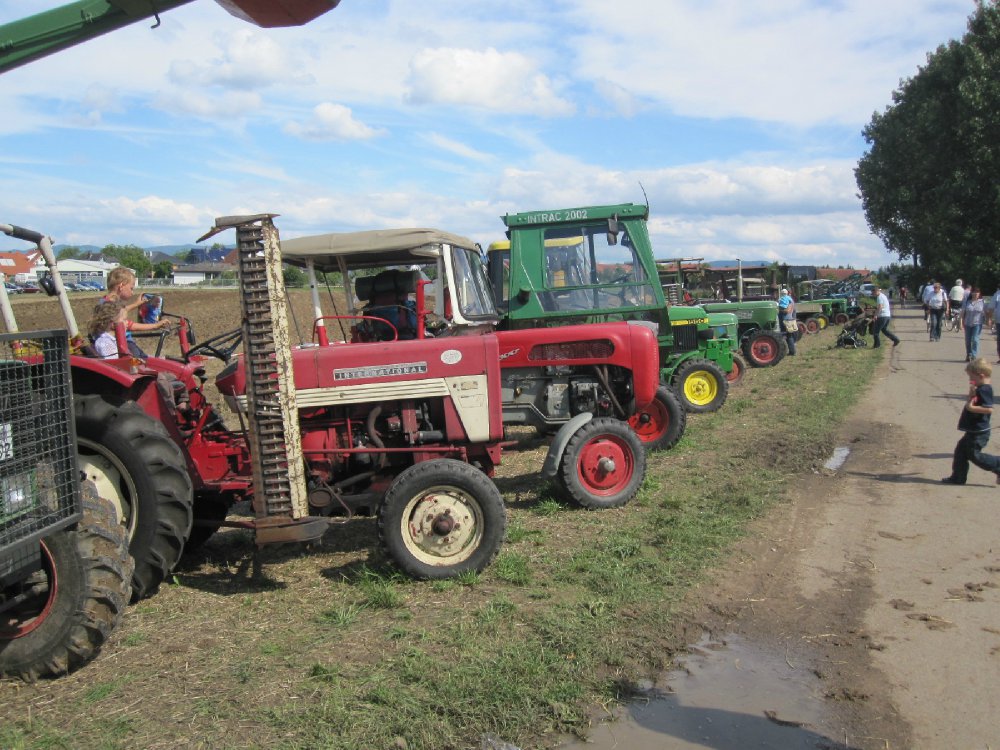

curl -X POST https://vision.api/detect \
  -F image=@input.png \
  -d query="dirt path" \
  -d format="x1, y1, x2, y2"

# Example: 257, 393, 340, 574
703, 306, 1000, 748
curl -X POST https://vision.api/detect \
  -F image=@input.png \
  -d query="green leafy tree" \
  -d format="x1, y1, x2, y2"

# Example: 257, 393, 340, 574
856, 0, 1000, 291
102, 243, 152, 278
57, 246, 80, 260
283, 265, 306, 288
152, 260, 174, 279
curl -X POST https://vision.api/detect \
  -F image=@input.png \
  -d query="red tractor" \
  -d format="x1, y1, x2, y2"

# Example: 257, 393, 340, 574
1, 216, 657, 602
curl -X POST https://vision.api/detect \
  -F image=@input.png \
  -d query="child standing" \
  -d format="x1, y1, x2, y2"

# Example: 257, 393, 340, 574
942, 358, 1000, 485
89, 300, 127, 359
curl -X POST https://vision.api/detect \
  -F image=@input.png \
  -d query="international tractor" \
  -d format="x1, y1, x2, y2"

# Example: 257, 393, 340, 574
487, 203, 739, 414
278, 228, 680, 453
0, 216, 655, 610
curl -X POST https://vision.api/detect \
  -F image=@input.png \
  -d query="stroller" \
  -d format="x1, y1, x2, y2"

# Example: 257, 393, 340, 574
835, 313, 873, 348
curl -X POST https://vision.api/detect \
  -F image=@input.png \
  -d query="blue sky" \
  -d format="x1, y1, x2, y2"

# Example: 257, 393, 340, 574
0, 0, 977, 270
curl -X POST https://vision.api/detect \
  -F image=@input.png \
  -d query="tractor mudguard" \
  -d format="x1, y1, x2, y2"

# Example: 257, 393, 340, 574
540, 412, 594, 479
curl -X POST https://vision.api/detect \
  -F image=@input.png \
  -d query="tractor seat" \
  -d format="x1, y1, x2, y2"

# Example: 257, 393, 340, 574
355, 270, 419, 341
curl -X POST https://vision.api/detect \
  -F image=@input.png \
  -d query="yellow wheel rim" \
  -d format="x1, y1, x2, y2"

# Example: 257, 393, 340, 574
682, 370, 718, 407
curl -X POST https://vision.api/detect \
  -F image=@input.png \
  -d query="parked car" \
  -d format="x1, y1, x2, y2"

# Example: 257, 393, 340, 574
4, 281, 21, 294
18, 282, 41, 293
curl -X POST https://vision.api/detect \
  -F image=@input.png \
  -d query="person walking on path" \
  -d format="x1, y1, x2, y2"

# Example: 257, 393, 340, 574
777, 287, 797, 357
989, 283, 1000, 363
872, 286, 901, 348
925, 281, 949, 341
960, 287, 986, 362
941, 358, 1000, 485
899, 286, 907, 308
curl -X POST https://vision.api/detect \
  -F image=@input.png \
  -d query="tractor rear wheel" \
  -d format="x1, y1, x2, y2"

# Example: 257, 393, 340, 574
75, 395, 193, 599
0, 490, 133, 682
378, 459, 506, 579
742, 329, 787, 368
672, 358, 728, 413
834, 312, 850, 325
815, 314, 830, 330
555, 418, 646, 509
627, 386, 686, 452
726, 353, 748, 386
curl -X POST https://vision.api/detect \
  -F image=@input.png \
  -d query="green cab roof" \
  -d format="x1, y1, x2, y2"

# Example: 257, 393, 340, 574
501, 202, 649, 228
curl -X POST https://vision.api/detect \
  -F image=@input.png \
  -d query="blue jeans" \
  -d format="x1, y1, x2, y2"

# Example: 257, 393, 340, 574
928, 307, 944, 340
950, 431, 1000, 483
872, 317, 899, 347
964, 323, 982, 359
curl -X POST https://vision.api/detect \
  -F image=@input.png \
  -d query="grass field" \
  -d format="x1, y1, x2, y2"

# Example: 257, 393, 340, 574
0, 301, 881, 750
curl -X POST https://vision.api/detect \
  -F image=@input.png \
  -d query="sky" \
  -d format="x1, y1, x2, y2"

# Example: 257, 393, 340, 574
0, 0, 979, 271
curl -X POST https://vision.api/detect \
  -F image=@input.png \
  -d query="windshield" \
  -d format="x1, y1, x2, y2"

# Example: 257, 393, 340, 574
540, 224, 655, 311
452, 246, 497, 319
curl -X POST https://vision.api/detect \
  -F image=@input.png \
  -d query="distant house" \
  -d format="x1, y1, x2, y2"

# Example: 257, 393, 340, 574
816, 267, 872, 282
172, 262, 235, 286
0, 249, 44, 283
54, 259, 119, 287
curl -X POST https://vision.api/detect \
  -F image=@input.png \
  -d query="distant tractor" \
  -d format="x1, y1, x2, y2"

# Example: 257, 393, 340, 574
487, 204, 739, 414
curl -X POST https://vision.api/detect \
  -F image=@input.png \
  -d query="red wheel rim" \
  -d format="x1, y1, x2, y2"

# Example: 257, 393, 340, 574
576, 435, 634, 496
805, 319, 819, 334
0, 541, 57, 639
726, 358, 743, 383
628, 398, 669, 444
750, 338, 777, 364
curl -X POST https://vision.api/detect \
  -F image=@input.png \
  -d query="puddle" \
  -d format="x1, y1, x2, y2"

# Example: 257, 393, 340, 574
823, 446, 851, 471
556, 633, 846, 750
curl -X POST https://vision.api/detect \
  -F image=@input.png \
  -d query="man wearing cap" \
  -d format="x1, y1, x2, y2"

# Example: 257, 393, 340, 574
777, 287, 796, 356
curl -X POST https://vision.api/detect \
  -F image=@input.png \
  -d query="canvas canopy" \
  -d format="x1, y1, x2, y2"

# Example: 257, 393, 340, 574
281, 228, 478, 272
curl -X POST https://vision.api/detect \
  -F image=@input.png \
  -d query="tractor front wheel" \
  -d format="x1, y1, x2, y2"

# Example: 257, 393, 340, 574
627, 386, 686, 452
556, 417, 646, 509
0, 491, 133, 681
378, 459, 506, 579
672, 359, 729, 413
75, 395, 193, 599
833, 312, 850, 325
726, 353, 748, 387
742, 330, 787, 368
802, 317, 820, 334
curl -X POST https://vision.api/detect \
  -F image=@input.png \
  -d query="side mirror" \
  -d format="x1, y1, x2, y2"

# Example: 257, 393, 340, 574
516, 287, 531, 304
39, 276, 57, 296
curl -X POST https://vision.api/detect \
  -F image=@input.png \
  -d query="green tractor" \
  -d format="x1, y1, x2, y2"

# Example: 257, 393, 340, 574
487, 203, 737, 414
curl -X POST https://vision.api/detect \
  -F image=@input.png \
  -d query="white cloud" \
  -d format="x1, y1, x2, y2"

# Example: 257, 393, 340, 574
168, 28, 311, 90
405, 47, 575, 116
283, 103, 385, 141
421, 133, 494, 163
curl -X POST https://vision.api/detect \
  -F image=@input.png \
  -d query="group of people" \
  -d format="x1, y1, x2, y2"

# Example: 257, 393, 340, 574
86, 266, 171, 359
918, 278, 1000, 362
908, 278, 1000, 487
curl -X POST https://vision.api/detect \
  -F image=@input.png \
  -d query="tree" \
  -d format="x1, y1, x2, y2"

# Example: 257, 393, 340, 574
57, 246, 80, 260
855, 0, 1000, 291
152, 261, 174, 279
102, 244, 152, 278
283, 265, 306, 288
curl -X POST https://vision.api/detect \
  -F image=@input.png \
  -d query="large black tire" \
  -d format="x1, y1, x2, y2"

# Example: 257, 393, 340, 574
0, 489, 133, 681
671, 358, 729, 413
555, 417, 646, 509
378, 459, 507, 579
627, 385, 686, 452
75, 395, 193, 599
742, 329, 787, 368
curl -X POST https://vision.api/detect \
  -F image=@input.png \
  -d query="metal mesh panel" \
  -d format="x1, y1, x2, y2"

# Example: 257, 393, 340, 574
0, 330, 81, 583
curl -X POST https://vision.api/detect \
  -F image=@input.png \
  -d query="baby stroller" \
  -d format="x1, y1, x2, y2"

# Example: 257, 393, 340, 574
835, 313, 872, 348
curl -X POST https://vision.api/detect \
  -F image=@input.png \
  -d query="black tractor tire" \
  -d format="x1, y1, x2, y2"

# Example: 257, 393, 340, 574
378, 459, 507, 579
0, 489, 133, 682
74, 395, 193, 599
802, 317, 820, 334
628, 385, 686, 452
742, 329, 787, 368
183, 494, 231, 552
726, 353, 748, 387
671, 358, 729, 413
833, 312, 850, 325
555, 417, 646, 509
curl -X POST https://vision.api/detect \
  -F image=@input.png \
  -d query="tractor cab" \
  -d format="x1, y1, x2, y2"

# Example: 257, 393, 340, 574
281, 228, 498, 346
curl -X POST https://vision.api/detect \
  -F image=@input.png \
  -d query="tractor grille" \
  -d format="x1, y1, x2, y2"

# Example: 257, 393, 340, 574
0, 330, 80, 585
672, 324, 698, 353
